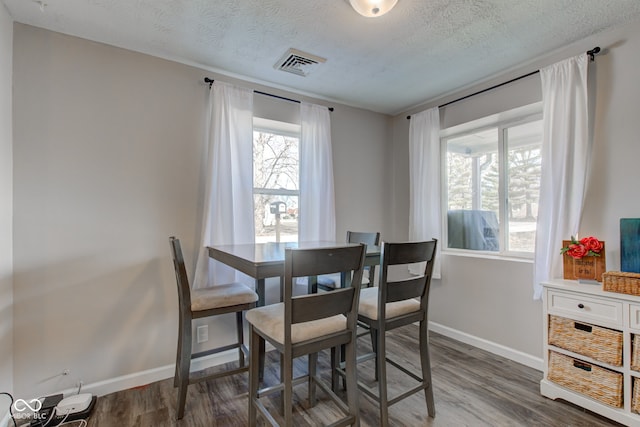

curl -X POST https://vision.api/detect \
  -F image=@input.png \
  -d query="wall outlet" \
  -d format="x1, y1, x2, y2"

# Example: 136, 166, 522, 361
196, 325, 208, 343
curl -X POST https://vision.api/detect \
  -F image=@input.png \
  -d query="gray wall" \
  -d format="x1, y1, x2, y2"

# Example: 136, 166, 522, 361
11, 24, 389, 398
391, 19, 640, 362
0, 3, 13, 397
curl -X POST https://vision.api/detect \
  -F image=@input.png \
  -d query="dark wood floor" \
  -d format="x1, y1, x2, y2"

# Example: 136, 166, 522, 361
86, 326, 622, 426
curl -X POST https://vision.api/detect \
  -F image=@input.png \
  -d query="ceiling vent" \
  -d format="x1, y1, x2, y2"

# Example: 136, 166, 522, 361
275, 48, 326, 77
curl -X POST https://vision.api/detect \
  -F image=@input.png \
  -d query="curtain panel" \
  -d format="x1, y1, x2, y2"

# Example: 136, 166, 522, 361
194, 81, 255, 289
408, 107, 442, 278
533, 53, 590, 299
299, 102, 336, 243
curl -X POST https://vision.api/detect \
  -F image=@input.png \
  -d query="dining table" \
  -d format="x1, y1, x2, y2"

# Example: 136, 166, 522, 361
207, 240, 381, 306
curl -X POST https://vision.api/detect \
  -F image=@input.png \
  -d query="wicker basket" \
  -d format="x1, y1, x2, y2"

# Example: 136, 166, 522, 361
633, 378, 640, 414
632, 335, 640, 372
602, 271, 640, 296
548, 315, 623, 366
548, 351, 623, 407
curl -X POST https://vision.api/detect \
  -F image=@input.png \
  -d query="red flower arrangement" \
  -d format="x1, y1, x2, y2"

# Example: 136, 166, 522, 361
561, 236, 604, 259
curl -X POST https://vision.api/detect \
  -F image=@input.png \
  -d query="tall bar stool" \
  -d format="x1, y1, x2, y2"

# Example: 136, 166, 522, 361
169, 236, 258, 420
246, 244, 366, 427
355, 239, 438, 427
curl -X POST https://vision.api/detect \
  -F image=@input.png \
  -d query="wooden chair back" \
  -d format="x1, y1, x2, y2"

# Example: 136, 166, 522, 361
378, 240, 438, 307
169, 236, 192, 316
347, 231, 381, 247
284, 244, 366, 328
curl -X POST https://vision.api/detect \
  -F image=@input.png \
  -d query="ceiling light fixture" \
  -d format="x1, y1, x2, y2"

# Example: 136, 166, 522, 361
349, 0, 398, 17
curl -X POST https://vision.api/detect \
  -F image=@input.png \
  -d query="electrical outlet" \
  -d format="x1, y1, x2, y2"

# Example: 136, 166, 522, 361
196, 325, 208, 343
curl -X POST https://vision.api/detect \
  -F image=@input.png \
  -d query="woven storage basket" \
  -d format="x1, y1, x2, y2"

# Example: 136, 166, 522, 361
602, 271, 640, 296
548, 351, 623, 407
634, 378, 640, 414
632, 335, 640, 372
548, 315, 623, 366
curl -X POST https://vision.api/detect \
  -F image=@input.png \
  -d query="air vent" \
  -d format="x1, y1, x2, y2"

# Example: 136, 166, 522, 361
275, 48, 326, 77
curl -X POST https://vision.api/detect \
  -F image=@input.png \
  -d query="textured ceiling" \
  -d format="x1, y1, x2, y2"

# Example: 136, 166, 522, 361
4, 0, 640, 115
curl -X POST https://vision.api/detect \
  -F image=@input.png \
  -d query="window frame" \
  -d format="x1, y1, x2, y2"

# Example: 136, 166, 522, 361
440, 103, 543, 260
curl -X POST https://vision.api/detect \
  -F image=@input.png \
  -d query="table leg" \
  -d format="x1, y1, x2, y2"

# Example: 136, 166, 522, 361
256, 278, 266, 381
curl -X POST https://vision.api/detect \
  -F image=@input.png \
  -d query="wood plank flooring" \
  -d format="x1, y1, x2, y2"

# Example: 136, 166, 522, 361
86, 327, 622, 426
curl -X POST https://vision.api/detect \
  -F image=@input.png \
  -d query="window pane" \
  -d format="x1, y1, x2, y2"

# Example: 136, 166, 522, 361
446, 129, 499, 251
253, 129, 299, 242
506, 120, 542, 252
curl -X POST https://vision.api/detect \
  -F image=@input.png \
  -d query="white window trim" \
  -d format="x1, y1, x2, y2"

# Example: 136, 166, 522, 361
440, 102, 543, 261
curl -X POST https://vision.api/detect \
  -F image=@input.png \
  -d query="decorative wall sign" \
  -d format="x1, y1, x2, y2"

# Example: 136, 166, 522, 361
621, 218, 640, 273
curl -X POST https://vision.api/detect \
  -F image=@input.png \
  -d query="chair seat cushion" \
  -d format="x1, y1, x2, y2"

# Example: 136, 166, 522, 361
191, 282, 258, 311
246, 303, 347, 344
358, 287, 420, 320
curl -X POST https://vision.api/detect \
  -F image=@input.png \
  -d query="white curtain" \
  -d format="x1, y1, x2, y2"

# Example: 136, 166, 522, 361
194, 81, 254, 289
408, 107, 441, 278
299, 102, 336, 242
533, 53, 590, 299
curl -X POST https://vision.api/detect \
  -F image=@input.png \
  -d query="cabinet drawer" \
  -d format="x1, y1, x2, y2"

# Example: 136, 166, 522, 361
548, 290, 623, 327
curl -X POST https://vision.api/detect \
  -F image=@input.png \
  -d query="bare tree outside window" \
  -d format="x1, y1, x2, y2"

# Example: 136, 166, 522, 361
253, 129, 300, 242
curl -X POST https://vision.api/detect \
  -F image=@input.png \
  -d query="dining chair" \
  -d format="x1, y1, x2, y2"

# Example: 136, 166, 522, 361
316, 231, 381, 292
246, 244, 366, 427
353, 239, 438, 427
169, 236, 258, 420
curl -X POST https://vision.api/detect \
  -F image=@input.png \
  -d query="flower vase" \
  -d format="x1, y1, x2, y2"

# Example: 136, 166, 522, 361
562, 240, 606, 282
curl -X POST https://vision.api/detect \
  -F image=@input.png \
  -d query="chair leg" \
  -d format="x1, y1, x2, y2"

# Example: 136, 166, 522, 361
308, 352, 318, 406
249, 325, 260, 426
174, 316, 183, 388
331, 346, 339, 392
370, 327, 378, 381
340, 343, 347, 390
283, 352, 294, 427
345, 338, 360, 427
420, 319, 436, 418
280, 353, 286, 415
176, 323, 192, 420
259, 337, 266, 382
376, 327, 389, 427
236, 311, 245, 367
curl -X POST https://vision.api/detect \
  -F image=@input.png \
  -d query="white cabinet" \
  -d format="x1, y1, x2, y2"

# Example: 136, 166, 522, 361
542, 280, 640, 426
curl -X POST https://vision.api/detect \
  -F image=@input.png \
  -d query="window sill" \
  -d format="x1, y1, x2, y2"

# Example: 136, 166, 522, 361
442, 249, 534, 264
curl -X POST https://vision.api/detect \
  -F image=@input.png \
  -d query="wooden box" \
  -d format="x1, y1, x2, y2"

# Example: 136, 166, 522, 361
562, 240, 606, 282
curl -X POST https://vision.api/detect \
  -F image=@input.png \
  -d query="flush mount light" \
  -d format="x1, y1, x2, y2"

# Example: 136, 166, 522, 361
349, 0, 398, 17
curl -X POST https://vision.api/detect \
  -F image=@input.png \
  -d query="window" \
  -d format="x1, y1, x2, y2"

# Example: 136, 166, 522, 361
443, 111, 542, 256
253, 118, 300, 243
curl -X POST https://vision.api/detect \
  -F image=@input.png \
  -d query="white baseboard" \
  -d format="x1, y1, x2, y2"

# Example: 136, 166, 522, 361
61, 348, 240, 398
429, 321, 543, 371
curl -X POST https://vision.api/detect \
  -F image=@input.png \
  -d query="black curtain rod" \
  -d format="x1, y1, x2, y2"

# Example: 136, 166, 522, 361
406, 46, 601, 120
203, 77, 334, 112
